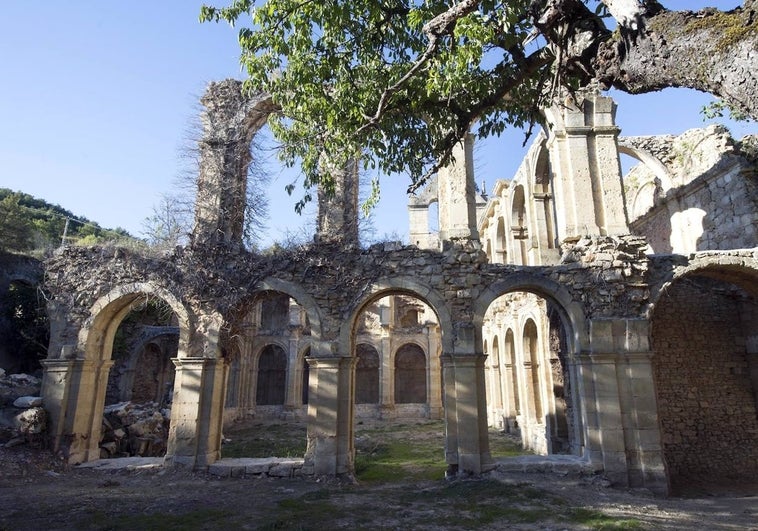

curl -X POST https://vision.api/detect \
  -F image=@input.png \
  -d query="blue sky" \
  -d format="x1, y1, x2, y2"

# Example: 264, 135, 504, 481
0, 1, 754, 246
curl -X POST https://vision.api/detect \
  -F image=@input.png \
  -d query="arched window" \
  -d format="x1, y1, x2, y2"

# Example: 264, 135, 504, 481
355, 343, 380, 404
395, 344, 427, 404
256, 344, 287, 405
523, 320, 543, 421
495, 217, 507, 263
505, 329, 520, 416
511, 185, 528, 265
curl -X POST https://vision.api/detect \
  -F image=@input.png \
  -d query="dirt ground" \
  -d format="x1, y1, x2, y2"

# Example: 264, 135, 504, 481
1, 420, 756, 530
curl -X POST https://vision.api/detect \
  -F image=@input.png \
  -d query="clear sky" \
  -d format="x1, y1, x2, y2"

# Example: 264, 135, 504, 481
0, 1, 754, 247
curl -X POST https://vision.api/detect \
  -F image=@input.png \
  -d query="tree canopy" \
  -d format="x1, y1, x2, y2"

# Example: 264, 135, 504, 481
200, 0, 757, 200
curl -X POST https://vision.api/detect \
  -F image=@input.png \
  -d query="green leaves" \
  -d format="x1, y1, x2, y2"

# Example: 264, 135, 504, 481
201, 0, 550, 203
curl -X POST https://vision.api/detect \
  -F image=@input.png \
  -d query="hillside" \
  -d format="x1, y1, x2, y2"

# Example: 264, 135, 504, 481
0, 188, 136, 253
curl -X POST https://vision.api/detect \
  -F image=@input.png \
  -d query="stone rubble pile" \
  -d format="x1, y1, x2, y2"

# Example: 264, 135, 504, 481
100, 401, 170, 458
0, 368, 46, 447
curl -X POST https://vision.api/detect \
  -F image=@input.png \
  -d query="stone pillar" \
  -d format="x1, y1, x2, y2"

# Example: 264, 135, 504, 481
41, 357, 113, 464
284, 336, 300, 411
303, 354, 355, 476
442, 352, 493, 476
316, 158, 360, 245
620, 352, 669, 495
191, 80, 276, 247
587, 318, 668, 492
379, 335, 394, 418
438, 134, 479, 242
427, 327, 443, 419
165, 357, 227, 469
544, 91, 628, 240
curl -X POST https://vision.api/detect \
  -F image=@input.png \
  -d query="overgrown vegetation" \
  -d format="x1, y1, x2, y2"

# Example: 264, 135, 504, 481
0, 188, 136, 255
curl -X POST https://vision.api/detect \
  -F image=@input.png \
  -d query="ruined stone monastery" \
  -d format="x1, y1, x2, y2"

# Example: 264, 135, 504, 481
6, 80, 758, 496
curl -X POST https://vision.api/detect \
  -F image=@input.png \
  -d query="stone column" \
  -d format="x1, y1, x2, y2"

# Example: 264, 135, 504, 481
427, 327, 443, 419
165, 357, 227, 469
438, 134, 479, 242
620, 352, 669, 495
442, 352, 494, 476
316, 157, 360, 245
284, 336, 301, 412
586, 318, 668, 492
303, 353, 356, 476
41, 357, 113, 464
545, 91, 628, 240
379, 335, 394, 418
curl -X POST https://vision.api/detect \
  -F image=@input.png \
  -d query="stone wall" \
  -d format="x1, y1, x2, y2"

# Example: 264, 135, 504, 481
625, 127, 758, 254
652, 275, 758, 488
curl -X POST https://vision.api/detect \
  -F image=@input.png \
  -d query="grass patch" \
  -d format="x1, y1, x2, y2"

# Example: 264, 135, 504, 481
355, 421, 447, 483
488, 429, 531, 458
355, 439, 447, 482
568, 508, 644, 530
86, 508, 242, 530
222, 421, 307, 458
257, 492, 342, 530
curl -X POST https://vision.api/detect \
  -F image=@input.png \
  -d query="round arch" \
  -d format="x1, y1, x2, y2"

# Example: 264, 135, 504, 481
473, 273, 588, 355
648, 255, 758, 490
79, 282, 194, 362
342, 276, 452, 353
617, 142, 674, 192
248, 277, 324, 341
646, 254, 758, 318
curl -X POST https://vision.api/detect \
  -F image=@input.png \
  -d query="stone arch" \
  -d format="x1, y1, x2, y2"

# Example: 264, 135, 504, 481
54, 282, 197, 465
647, 254, 758, 317
489, 335, 503, 410
495, 216, 507, 264
617, 142, 674, 192
648, 254, 758, 491
504, 328, 521, 425
343, 276, 452, 353
522, 318, 544, 422
191, 81, 279, 247
252, 277, 324, 341
475, 273, 585, 456
530, 140, 557, 256
109, 326, 179, 404
473, 273, 588, 354
79, 282, 194, 362
510, 185, 529, 265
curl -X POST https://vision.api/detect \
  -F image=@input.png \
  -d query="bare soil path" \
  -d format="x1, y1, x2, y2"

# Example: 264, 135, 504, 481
1, 420, 756, 530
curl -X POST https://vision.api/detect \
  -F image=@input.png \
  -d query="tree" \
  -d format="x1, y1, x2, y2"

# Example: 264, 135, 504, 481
0, 193, 34, 252
142, 194, 191, 250
200, 1, 757, 201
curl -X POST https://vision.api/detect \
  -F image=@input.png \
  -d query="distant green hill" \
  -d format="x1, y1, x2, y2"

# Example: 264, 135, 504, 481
0, 188, 137, 253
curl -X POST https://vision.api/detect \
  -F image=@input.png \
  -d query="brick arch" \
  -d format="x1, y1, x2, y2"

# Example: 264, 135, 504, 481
342, 276, 452, 353
79, 282, 194, 362
649, 258, 758, 490
646, 253, 758, 318
473, 273, 588, 355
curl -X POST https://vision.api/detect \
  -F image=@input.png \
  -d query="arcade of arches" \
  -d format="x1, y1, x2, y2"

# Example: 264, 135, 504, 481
29, 82, 758, 496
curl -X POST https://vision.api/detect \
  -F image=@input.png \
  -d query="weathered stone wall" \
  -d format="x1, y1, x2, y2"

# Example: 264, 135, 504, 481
652, 276, 758, 487
624, 127, 758, 254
